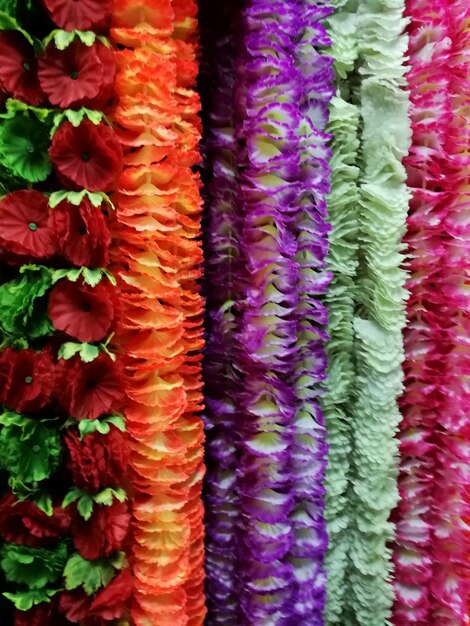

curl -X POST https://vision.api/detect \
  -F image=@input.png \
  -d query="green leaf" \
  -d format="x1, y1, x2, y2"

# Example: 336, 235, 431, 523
0, 269, 54, 339
102, 270, 117, 287
64, 552, 124, 595
77, 494, 93, 520
4, 587, 60, 611
80, 343, 100, 362
44, 29, 97, 50
77, 31, 95, 46
106, 415, 126, 432
48, 190, 70, 208
82, 268, 102, 287
0, 412, 61, 484
0, 10, 34, 45
58, 342, 82, 361
93, 487, 127, 507
51, 268, 82, 284
33, 492, 53, 516
1, 543, 68, 590
1, 99, 52, 124
0, 115, 52, 183
62, 487, 83, 509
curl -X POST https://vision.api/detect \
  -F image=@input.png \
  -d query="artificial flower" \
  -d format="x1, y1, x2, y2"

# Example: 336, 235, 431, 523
48, 279, 115, 342
38, 40, 115, 110
0, 115, 52, 183
0, 348, 56, 413
0, 492, 71, 547
14, 602, 72, 626
64, 425, 128, 492
0, 190, 56, 259
61, 354, 124, 420
71, 500, 130, 560
44, 0, 112, 31
49, 120, 123, 192
59, 568, 132, 622
0, 31, 45, 105
51, 198, 110, 267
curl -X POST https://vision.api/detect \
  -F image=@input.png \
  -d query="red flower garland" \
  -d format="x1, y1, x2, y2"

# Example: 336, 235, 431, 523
48, 279, 116, 342
49, 120, 123, 192
38, 40, 115, 110
51, 198, 111, 267
65, 426, 129, 491
0, 31, 45, 105
71, 500, 130, 560
0, 348, 56, 413
0, 190, 57, 259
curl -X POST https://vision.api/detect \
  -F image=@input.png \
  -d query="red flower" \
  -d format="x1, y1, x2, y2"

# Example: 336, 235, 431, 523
60, 568, 132, 622
49, 120, 123, 192
44, 0, 111, 31
65, 425, 128, 492
0, 191, 57, 259
61, 354, 124, 420
51, 198, 110, 267
71, 500, 130, 560
0, 492, 71, 547
0, 31, 45, 105
48, 279, 115, 342
0, 348, 56, 413
38, 40, 115, 110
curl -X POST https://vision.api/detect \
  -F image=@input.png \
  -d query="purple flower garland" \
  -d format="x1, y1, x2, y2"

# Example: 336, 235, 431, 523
201, 1, 333, 623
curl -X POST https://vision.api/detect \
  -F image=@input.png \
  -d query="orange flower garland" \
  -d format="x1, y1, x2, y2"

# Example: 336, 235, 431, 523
110, 1, 206, 624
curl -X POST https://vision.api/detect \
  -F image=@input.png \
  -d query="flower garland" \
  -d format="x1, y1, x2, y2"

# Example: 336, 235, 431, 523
199, 0, 244, 622
348, 0, 410, 623
201, 0, 334, 622
321, 1, 361, 622
0, 2, 132, 624
393, 2, 470, 624
109, 1, 206, 624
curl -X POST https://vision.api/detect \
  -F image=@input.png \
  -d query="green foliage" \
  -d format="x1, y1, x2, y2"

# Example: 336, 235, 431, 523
4, 587, 60, 611
50, 108, 106, 137
0, 268, 54, 341
1, 543, 67, 589
58, 342, 100, 363
64, 552, 125, 596
43, 30, 109, 50
49, 189, 115, 210
0, 411, 61, 487
78, 415, 126, 439
62, 486, 126, 520
0, 115, 52, 183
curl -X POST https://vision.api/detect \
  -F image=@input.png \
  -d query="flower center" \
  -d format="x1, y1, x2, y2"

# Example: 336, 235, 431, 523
23, 62, 31, 71
29, 222, 37, 231
81, 152, 90, 162
32, 445, 40, 453
70, 71, 78, 80
24, 376, 33, 384
79, 226, 88, 235
27, 145, 34, 154
86, 379, 97, 389
82, 303, 91, 312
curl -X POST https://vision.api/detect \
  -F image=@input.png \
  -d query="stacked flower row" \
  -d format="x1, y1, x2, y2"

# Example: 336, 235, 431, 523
110, 0, 206, 624
394, 1, 470, 624
201, 0, 334, 623
0, 1, 132, 624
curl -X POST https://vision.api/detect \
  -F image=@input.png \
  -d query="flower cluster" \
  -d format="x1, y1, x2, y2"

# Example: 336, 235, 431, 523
393, 2, 470, 625
110, 0, 206, 624
0, 2, 131, 624
201, 0, 333, 623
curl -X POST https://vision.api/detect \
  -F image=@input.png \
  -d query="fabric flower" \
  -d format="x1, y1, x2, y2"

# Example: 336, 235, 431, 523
0, 348, 56, 413
71, 500, 130, 560
61, 354, 124, 420
59, 568, 132, 622
0, 31, 45, 105
44, 0, 112, 31
48, 279, 115, 342
49, 120, 123, 192
65, 426, 128, 493
0, 492, 71, 547
38, 40, 115, 110
0, 190, 56, 260
51, 198, 110, 267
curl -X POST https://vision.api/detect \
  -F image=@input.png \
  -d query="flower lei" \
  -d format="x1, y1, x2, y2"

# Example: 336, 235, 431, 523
109, 1, 206, 624
201, 0, 334, 622
393, 1, 470, 624
0, 1, 132, 624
